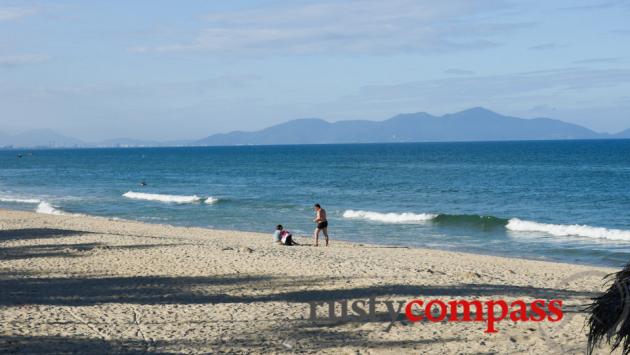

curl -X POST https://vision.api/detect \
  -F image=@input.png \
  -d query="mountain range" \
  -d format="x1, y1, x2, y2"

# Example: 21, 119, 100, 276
2, 108, 629, 148
197, 107, 630, 145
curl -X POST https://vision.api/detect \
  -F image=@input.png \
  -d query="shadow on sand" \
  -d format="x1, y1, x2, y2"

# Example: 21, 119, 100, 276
0, 227, 597, 353
0, 332, 462, 354
0, 271, 597, 307
0, 242, 184, 261
0, 228, 92, 241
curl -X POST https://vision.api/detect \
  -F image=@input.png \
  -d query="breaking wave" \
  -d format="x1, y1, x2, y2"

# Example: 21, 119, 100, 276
35, 201, 66, 215
0, 196, 41, 204
123, 191, 218, 204
506, 218, 630, 242
342, 210, 437, 223
204, 197, 219, 204
342, 210, 507, 228
343, 209, 630, 241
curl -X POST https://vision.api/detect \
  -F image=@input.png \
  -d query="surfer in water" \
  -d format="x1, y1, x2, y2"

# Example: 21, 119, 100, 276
139, 180, 147, 187
313, 203, 329, 247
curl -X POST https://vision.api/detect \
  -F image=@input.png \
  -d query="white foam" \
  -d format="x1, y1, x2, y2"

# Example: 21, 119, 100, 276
506, 218, 630, 242
0, 196, 41, 204
123, 191, 203, 204
204, 197, 219, 204
343, 210, 437, 224
35, 201, 65, 215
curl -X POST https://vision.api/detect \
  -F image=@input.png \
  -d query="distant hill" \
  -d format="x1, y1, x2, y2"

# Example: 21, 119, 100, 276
0, 130, 193, 148
2, 108, 628, 148
0, 129, 86, 148
195, 107, 607, 146
615, 129, 630, 139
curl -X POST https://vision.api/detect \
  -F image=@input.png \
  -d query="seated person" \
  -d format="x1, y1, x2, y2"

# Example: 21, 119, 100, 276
273, 224, 297, 246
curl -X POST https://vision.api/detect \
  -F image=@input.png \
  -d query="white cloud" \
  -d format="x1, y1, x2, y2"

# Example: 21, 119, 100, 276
133, 0, 528, 55
573, 57, 620, 64
0, 75, 259, 99
0, 54, 49, 67
444, 68, 475, 75
350, 68, 630, 103
0, 6, 38, 21
558, 0, 630, 11
528, 42, 563, 51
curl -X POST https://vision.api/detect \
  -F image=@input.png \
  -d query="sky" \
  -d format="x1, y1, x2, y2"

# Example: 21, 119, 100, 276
1, 0, 630, 141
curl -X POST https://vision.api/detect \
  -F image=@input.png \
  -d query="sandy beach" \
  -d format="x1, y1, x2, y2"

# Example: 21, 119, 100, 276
0, 208, 619, 354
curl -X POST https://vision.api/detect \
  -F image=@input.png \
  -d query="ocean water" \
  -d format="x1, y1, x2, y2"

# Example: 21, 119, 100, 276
1, 140, 630, 267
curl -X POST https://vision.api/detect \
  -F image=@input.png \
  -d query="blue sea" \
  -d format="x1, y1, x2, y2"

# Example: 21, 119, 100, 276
2, 140, 630, 267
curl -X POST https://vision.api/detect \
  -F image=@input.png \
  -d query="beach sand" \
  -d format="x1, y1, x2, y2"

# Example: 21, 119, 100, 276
0, 209, 620, 354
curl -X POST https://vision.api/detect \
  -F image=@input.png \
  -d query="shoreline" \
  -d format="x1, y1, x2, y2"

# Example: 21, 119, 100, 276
2, 205, 620, 269
0, 208, 619, 353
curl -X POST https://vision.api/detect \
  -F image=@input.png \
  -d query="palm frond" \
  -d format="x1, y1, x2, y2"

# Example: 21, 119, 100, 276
587, 263, 630, 355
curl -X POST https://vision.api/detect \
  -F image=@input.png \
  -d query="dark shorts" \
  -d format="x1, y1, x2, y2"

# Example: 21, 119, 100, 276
317, 221, 328, 229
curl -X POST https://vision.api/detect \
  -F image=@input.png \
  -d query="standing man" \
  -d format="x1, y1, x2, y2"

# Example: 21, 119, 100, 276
313, 203, 329, 246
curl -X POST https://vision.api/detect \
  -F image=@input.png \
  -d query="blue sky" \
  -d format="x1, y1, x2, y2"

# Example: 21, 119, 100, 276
1, 0, 630, 141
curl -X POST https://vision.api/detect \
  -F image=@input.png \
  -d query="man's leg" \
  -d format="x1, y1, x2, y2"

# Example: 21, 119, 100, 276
314, 228, 320, 246
323, 227, 329, 246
